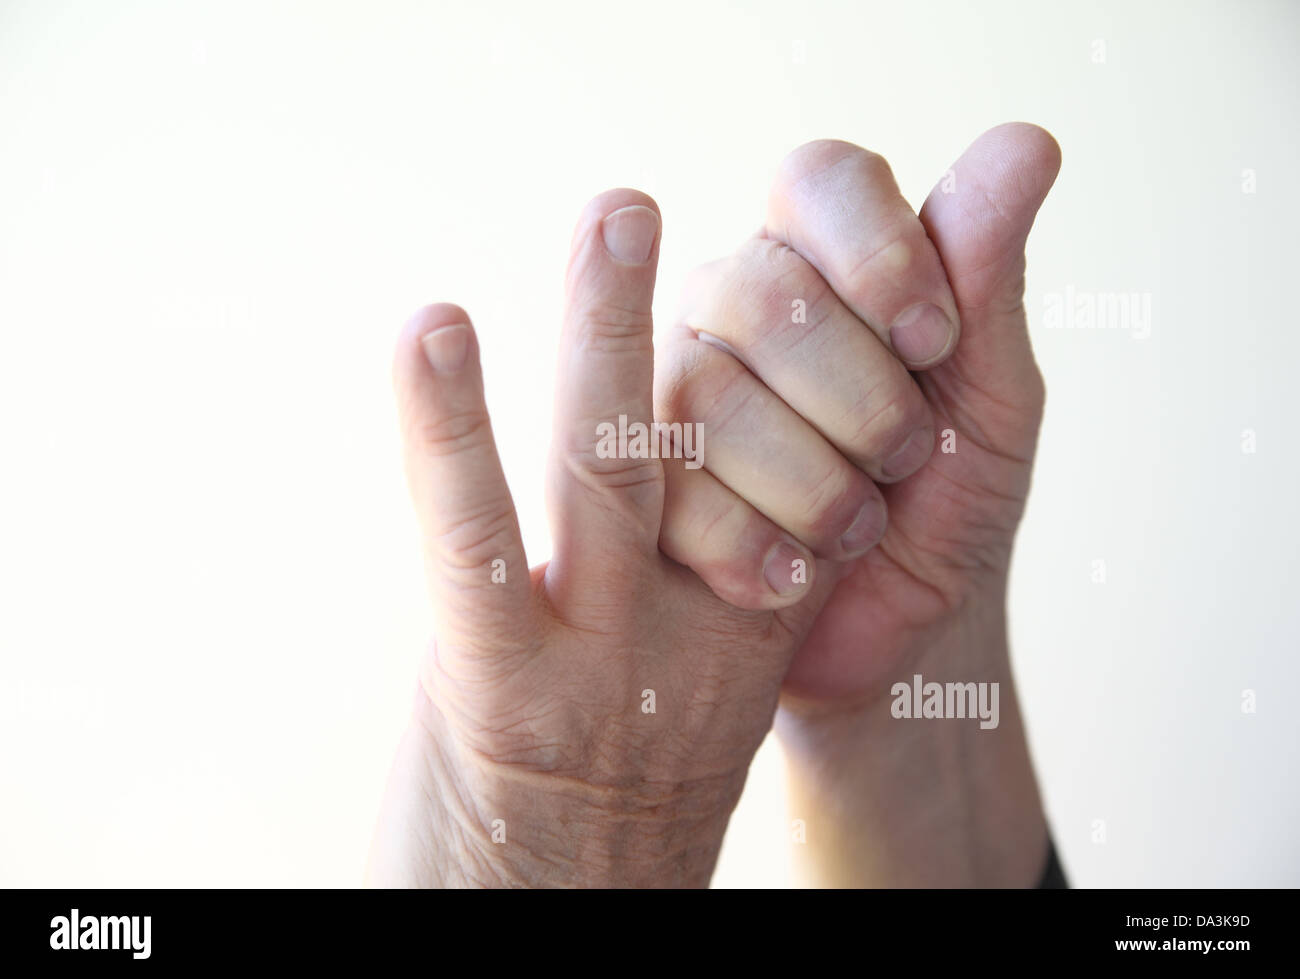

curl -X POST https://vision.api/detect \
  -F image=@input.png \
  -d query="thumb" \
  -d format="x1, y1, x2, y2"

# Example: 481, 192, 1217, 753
918, 123, 1062, 445
545, 190, 665, 602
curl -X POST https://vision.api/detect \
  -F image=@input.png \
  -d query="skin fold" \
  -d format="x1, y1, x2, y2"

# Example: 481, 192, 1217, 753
367, 123, 1062, 888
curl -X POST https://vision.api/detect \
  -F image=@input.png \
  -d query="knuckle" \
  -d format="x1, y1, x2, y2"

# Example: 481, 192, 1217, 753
430, 503, 521, 571
778, 139, 886, 191
574, 305, 655, 357
684, 356, 759, 436
798, 464, 861, 540
410, 408, 493, 459
839, 215, 924, 294
561, 425, 665, 494
658, 340, 748, 430
573, 452, 665, 492
682, 490, 748, 552
723, 239, 836, 350
846, 385, 929, 459
842, 145, 895, 184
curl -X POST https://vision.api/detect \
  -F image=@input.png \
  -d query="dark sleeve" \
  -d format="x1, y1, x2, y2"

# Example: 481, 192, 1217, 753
1037, 836, 1068, 888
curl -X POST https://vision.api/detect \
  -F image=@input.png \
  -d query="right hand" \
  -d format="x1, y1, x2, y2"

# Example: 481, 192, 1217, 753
366, 190, 830, 888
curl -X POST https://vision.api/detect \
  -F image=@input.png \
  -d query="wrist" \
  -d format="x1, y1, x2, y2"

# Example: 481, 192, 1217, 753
775, 583, 1048, 887
369, 684, 742, 888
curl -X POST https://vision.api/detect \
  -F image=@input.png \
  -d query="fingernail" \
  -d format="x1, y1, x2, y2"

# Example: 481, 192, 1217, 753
881, 427, 934, 480
421, 324, 471, 373
763, 541, 809, 596
890, 303, 956, 365
601, 205, 659, 264
839, 498, 886, 555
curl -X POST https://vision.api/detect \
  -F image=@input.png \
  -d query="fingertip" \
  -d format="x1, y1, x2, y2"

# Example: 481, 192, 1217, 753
570, 188, 661, 256
836, 494, 888, 559
395, 303, 477, 386
681, 535, 816, 612
879, 425, 935, 482
399, 301, 472, 342
761, 538, 816, 607
601, 204, 660, 264
991, 121, 1063, 176
660, 462, 816, 611
890, 302, 960, 368
560, 188, 662, 327
588, 187, 660, 218
963, 123, 1063, 206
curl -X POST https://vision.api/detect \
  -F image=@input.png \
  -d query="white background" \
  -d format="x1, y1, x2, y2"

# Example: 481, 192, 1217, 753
1, 0, 1296, 887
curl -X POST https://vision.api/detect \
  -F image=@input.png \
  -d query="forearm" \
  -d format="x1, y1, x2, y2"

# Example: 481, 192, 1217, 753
775, 586, 1048, 887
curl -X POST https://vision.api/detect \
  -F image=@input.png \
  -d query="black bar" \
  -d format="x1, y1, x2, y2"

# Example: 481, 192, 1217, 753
0, 888, 1279, 968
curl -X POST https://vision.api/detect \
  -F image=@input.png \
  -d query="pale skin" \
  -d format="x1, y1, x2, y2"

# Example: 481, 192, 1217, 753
366, 122, 1063, 888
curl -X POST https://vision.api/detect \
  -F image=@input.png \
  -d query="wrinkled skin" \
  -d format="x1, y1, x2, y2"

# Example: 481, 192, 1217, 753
366, 123, 1062, 887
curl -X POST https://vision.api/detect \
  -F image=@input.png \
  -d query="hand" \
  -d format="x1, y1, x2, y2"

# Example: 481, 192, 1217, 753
366, 191, 829, 888
657, 124, 1063, 884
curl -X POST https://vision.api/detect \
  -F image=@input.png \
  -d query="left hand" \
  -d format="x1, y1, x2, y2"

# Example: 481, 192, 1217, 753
656, 124, 1062, 707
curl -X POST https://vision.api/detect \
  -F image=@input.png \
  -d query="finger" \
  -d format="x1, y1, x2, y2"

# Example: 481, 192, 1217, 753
547, 190, 665, 595
394, 303, 533, 651
766, 140, 961, 368
656, 331, 887, 561
683, 239, 935, 483
918, 123, 1063, 432
660, 458, 816, 610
